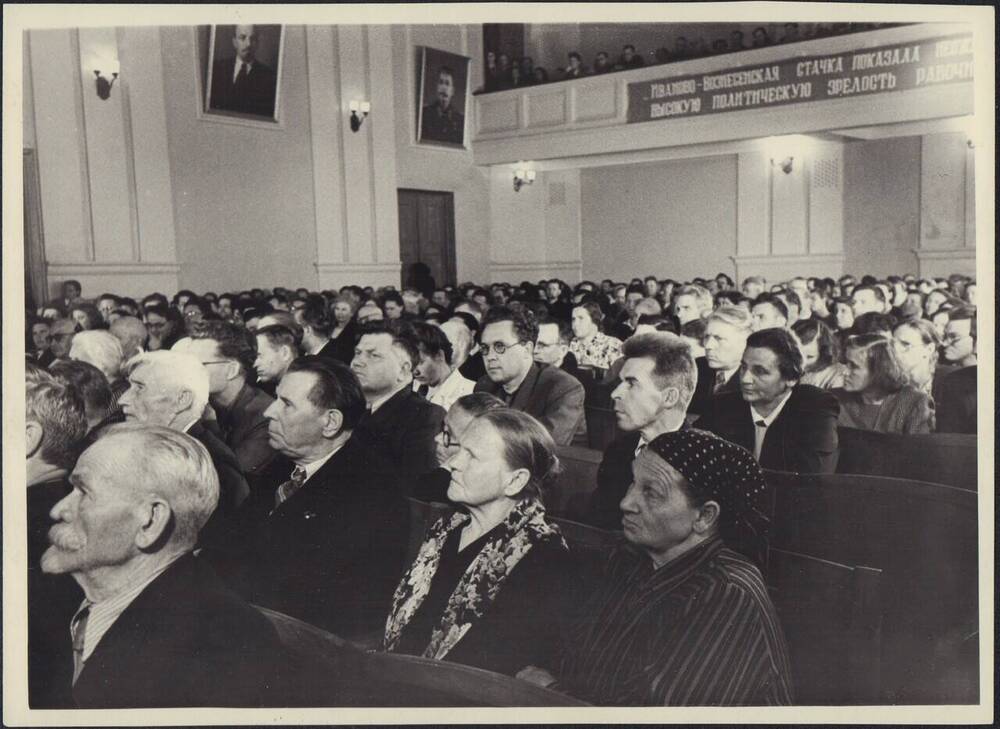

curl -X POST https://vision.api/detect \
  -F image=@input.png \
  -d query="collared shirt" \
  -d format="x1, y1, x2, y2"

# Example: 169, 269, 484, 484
559, 538, 792, 706
368, 382, 411, 414
298, 440, 346, 483
306, 338, 330, 356
569, 332, 623, 370
72, 552, 188, 663
180, 419, 201, 434
231, 59, 254, 83
714, 367, 738, 392
749, 389, 794, 460
420, 368, 475, 412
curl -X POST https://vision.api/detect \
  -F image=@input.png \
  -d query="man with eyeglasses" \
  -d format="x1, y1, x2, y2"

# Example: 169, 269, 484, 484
533, 315, 583, 383
473, 305, 586, 446
184, 321, 278, 478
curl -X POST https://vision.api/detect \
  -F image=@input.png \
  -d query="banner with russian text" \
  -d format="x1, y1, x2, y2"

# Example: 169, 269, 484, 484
627, 34, 973, 123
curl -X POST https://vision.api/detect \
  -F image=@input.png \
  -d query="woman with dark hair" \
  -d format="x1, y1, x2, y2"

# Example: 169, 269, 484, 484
524, 429, 792, 705
382, 409, 576, 675
69, 302, 104, 331
832, 334, 935, 433
792, 319, 844, 389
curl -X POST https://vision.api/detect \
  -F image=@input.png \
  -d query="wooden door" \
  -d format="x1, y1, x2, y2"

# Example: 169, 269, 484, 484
397, 189, 456, 289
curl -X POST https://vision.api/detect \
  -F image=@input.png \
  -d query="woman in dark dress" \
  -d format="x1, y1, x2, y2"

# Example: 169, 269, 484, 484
382, 409, 577, 676
327, 298, 358, 364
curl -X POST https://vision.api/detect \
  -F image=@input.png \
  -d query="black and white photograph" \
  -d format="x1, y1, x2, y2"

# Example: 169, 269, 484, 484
205, 24, 283, 120
4, 3, 993, 724
417, 46, 470, 147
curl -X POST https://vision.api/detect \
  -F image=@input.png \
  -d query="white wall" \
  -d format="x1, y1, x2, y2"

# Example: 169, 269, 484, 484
579, 155, 737, 282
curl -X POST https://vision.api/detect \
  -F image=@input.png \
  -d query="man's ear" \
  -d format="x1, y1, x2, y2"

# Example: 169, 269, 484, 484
135, 497, 173, 549
224, 360, 242, 382
693, 500, 720, 535
26, 421, 44, 459
175, 388, 195, 415
321, 408, 345, 439
662, 386, 681, 409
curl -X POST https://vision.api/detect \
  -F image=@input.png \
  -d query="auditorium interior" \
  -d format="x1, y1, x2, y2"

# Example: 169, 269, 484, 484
10, 8, 992, 719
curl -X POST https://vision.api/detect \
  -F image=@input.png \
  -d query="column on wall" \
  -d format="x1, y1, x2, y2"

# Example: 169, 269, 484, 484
27, 27, 180, 300
308, 25, 401, 290
916, 131, 976, 277
733, 138, 846, 284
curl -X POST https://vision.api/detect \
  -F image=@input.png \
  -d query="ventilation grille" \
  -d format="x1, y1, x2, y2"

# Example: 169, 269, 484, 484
813, 158, 840, 189
548, 181, 566, 206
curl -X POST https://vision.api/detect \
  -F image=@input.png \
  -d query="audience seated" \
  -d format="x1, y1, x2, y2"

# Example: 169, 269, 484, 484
410, 320, 475, 411
48, 360, 115, 434
569, 302, 623, 371
40, 423, 286, 707
792, 319, 845, 389
691, 305, 752, 416
383, 410, 578, 676
26, 374, 87, 708
523, 430, 792, 706
941, 306, 977, 367
534, 315, 582, 383
697, 328, 840, 473
474, 305, 587, 446
351, 320, 446, 486
833, 334, 935, 434
232, 356, 408, 637
587, 333, 697, 529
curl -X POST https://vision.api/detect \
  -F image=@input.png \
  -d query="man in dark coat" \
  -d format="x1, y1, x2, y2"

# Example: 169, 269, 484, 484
420, 65, 465, 144
351, 321, 446, 488
473, 305, 586, 447
40, 424, 285, 708
697, 328, 839, 474
234, 357, 408, 638
26, 375, 88, 708
210, 25, 278, 117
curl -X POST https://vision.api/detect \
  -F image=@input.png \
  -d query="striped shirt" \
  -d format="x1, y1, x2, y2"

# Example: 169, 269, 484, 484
559, 537, 793, 706
71, 552, 187, 664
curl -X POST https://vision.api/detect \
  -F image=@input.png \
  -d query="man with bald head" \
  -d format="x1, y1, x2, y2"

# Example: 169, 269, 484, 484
210, 24, 278, 117
41, 424, 284, 707
118, 351, 248, 544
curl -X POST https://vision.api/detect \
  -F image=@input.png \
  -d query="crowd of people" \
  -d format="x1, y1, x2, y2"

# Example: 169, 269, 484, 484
24, 268, 977, 708
480, 22, 903, 92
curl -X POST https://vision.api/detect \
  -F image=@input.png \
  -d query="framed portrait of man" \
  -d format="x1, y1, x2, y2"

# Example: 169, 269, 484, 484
205, 24, 283, 122
417, 47, 471, 148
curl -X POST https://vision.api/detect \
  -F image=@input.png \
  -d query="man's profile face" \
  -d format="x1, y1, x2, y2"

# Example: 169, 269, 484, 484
673, 295, 699, 325
232, 25, 259, 64
533, 323, 566, 366
436, 71, 455, 109
32, 322, 51, 351
942, 318, 974, 363
186, 338, 231, 395
751, 302, 786, 332
263, 371, 328, 459
119, 364, 178, 426
352, 333, 406, 395
254, 335, 290, 383
42, 438, 142, 577
703, 319, 747, 371
480, 321, 531, 386
384, 301, 403, 320
851, 289, 881, 317
611, 357, 670, 432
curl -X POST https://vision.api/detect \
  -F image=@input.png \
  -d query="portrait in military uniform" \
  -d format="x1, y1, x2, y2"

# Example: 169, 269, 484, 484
418, 47, 470, 147
206, 24, 284, 121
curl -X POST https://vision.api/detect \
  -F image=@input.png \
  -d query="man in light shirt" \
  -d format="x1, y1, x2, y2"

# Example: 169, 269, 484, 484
41, 423, 284, 707
410, 320, 474, 411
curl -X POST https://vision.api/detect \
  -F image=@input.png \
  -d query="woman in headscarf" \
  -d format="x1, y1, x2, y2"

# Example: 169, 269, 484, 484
522, 429, 792, 706
382, 409, 577, 676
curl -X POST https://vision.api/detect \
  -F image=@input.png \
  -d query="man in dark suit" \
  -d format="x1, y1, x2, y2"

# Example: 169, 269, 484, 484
26, 374, 88, 708
40, 423, 285, 708
117, 350, 250, 549
236, 357, 408, 637
420, 64, 465, 145
697, 328, 839, 474
689, 305, 752, 418
351, 320, 446, 487
188, 321, 277, 478
534, 315, 584, 384
586, 333, 697, 529
210, 25, 278, 117
473, 305, 586, 446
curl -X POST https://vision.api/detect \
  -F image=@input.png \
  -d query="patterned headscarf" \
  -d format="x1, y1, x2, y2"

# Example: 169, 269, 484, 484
646, 428, 771, 566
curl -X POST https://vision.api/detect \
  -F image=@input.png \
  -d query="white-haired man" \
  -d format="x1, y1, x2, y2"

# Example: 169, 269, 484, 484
41, 424, 284, 707
118, 351, 248, 541
69, 330, 128, 410
689, 305, 753, 418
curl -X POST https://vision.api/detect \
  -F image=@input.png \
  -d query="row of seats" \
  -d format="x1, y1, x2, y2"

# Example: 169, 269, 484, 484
583, 389, 978, 491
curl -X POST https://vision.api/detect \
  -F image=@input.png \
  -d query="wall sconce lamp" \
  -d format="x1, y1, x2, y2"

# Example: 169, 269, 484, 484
349, 100, 371, 132
775, 156, 794, 174
513, 168, 536, 192
93, 61, 120, 100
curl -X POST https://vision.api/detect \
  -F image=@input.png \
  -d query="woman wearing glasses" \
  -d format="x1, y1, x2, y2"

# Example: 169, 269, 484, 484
832, 333, 935, 433
383, 408, 578, 676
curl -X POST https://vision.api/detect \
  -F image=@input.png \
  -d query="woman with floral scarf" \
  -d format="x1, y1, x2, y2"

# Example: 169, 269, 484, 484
382, 409, 578, 676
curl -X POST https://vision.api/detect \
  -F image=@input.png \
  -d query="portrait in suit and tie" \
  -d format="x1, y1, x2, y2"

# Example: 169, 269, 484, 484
206, 24, 283, 121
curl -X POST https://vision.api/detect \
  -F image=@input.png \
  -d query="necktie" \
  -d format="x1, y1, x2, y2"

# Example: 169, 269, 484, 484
71, 605, 91, 685
274, 466, 307, 509
753, 419, 767, 460
713, 370, 728, 393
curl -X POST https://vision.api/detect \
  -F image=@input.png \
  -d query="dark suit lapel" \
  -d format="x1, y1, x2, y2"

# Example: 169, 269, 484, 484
510, 363, 542, 411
